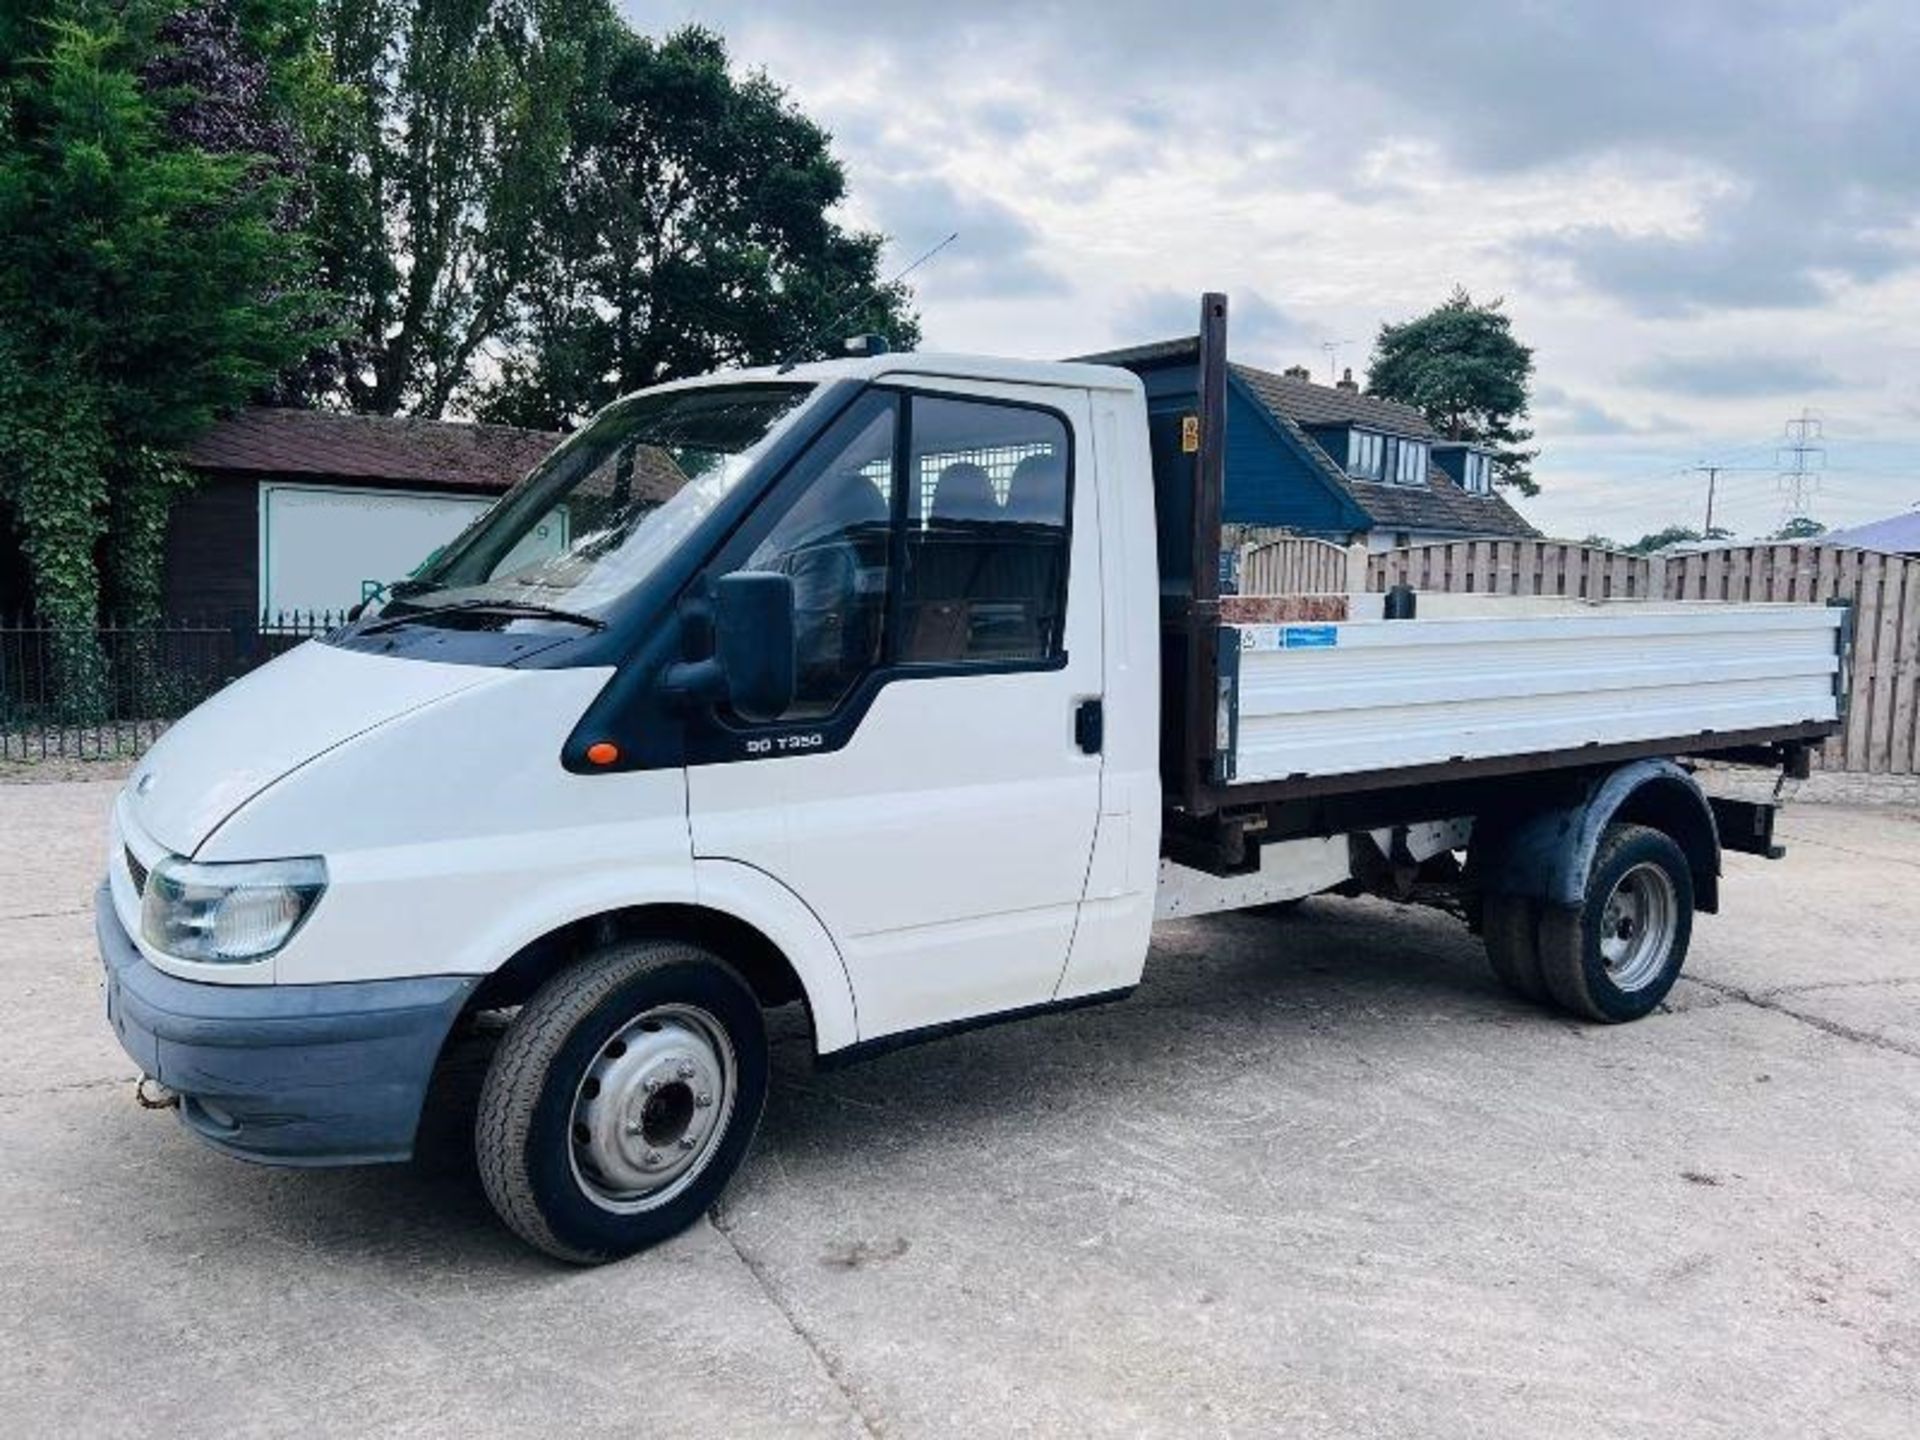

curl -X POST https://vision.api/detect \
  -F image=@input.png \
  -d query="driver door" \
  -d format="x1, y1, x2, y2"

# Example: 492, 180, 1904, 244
686, 382, 1104, 1041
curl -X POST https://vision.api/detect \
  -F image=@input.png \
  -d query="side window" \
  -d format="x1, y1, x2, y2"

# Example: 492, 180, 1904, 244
738, 395, 898, 719
900, 396, 1070, 665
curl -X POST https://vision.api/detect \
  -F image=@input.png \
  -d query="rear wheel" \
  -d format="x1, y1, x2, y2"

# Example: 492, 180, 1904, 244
475, 940, 769, 1263
1482, 893, 1547, 1003
1539, 824, 1694, 1022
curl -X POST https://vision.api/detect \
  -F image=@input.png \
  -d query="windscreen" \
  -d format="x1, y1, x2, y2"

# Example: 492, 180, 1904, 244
376, 383, 815, 621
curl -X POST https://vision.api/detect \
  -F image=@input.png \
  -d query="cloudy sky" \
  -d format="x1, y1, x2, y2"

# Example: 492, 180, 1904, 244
646, 1, 1920, 541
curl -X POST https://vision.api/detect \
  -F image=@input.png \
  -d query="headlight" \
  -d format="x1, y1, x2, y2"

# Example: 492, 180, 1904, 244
140, 856, 328, 964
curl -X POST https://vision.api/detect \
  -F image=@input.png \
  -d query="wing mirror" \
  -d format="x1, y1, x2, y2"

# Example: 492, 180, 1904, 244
664, 571, 796, 723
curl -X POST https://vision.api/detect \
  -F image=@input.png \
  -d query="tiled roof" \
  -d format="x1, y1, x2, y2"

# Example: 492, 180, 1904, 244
1353, 467, 1539, 539
181, 407, 561, 492
1231, 362, 1435, 438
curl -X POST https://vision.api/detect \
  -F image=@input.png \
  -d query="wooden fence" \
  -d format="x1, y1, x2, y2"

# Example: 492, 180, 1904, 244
1368, 538, 1657, 599
1350, 539, 1919, 776
1238, 536, 1355, 595
1662, 545, 1917, 775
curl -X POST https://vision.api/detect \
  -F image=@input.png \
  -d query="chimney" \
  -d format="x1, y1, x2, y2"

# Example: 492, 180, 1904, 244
1336, 367, 1359, 393
1282, 364, 1311, 381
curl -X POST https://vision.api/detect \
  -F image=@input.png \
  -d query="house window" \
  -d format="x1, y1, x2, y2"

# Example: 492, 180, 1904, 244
1459, 451, 1494, 494
1394, 440, 1429, 485
1348, 430, 1383, 480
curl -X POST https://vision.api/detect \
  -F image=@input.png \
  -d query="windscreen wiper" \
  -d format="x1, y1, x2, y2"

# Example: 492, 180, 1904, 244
360, 597, 607, 634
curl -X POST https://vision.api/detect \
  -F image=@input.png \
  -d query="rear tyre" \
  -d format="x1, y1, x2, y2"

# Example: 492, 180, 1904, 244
475, 940, 769, 1264
1482, 894, 1548, 1003
1538, 824, 1694, 1023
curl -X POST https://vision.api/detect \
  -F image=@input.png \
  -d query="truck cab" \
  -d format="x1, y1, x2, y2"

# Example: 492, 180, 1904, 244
102, 352, 1169, 1259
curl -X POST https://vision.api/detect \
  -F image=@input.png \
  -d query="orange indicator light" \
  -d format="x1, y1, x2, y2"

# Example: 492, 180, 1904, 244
585, 741, 621, 766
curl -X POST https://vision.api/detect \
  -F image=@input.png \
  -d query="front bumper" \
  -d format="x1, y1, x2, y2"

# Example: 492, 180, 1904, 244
97, 885, 478, 1166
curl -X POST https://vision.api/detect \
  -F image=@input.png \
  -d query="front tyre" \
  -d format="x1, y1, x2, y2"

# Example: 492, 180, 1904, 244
1539, 824, 1694, 1023
475, 940, 769, 1263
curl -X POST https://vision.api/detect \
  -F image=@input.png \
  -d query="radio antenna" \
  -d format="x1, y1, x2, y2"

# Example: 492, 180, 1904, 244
778, 231, 958, 373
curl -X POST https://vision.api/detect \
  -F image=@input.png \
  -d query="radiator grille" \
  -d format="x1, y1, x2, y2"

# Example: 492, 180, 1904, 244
125, 847, 149, 896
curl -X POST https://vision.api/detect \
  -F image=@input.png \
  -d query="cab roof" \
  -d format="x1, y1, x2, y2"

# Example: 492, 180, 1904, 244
670, 351, 1147, 395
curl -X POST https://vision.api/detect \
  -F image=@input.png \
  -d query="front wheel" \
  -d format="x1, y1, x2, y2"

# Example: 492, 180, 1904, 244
1539, 824, 1694, 1022
475, 940, 769, 1263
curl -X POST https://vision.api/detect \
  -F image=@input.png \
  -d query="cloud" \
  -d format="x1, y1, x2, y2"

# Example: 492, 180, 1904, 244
1628, 354, 1842, 399
686, 1, 1920, 316
856, 173, 1068, 302
1534, 384, 1689, 437
1523, 202, 1917, 318
1113, 288, 1305, 354
647, 1, 1920, 540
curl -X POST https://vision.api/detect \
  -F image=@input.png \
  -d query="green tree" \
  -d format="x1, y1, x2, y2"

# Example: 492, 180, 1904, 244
478, 23, 918, 429
1624, 525, 1701, 555
1366, 288, 1539, 497
1769, 516, 1825, 541
0, 4, 320, 708
307, 0, 594, 415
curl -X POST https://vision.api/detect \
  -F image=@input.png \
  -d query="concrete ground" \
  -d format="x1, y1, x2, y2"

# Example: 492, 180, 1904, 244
1, 779, 1916, 1439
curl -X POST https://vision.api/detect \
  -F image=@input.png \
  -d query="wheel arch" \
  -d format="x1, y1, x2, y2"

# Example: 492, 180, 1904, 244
1472, 759, 1721, 915
462, 875, 858, 1057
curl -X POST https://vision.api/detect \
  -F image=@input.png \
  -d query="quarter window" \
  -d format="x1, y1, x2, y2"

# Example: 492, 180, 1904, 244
901, 396, 1071, 665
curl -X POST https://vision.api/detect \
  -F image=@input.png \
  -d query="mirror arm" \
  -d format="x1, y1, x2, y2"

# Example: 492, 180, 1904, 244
659, 656, 727, 710
658, 591, 723, 710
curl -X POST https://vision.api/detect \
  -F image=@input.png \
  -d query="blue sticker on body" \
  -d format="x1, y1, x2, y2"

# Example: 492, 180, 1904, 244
1282, 624, 1339, 649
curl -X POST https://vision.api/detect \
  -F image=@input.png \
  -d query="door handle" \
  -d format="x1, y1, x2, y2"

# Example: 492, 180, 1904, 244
1074, 698, 1104, 755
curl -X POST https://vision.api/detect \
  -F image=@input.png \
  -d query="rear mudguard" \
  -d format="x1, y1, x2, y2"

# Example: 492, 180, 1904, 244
1472, 759, 1720, 914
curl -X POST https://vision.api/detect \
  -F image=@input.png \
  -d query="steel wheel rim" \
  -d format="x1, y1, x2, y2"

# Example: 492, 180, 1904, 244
1598, 862, 1677, 992
568, 1003, 737, 1214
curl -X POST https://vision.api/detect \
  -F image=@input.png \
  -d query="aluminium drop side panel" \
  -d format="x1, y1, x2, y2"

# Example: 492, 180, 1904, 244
1223, 604, 1843, 785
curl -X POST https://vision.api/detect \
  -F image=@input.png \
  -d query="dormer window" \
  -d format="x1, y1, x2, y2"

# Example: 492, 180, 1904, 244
1348, 430, 1383, 480
1394, 440, 1429, 486
1462, 451, 1494, 494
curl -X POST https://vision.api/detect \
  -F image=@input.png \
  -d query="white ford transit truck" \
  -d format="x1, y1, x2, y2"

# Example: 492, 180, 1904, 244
100, 296, 1846, 1262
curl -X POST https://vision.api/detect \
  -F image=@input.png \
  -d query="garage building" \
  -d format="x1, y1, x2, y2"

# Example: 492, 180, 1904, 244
162, 408, 561, 621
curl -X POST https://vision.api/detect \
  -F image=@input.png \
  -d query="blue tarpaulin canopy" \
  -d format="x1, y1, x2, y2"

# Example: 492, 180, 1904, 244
1822, 509, 1920, 555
